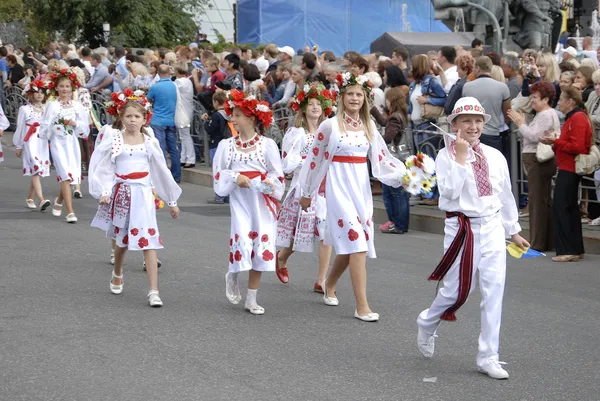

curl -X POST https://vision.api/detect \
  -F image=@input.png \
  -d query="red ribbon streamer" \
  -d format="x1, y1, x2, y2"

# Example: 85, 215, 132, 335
239, 171, 280, 218
24, 122, 40, 142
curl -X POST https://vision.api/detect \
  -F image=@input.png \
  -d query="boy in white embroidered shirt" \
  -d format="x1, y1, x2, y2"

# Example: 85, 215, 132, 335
415, 97, 529, 380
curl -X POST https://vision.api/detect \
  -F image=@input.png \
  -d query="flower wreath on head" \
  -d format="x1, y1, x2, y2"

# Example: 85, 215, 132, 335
290, 83, 336, 117
22, 79, 49, 97
335, 72, 375, 102
105, 88, 153, 125
224, 89, 273, 128
46, 68, 81, 96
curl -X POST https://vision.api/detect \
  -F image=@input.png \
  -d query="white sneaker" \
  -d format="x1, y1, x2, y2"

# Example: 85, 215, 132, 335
65, 213, 78, 223
110, 271, 123, 294
478, 358, 509, 379
417, 326, 436, 358
26, 199, 36, 209
148, 290, 163, 307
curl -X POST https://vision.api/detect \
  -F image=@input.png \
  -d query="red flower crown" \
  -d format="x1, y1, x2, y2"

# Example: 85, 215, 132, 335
105, 88, 153, 125
224, 89, 273, 128
23, 79, 49, 97
290, 83, 336, 117
46, 69, 81, 95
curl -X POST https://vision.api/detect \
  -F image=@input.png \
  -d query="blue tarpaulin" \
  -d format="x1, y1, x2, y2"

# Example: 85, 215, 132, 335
237, 0, 450, 55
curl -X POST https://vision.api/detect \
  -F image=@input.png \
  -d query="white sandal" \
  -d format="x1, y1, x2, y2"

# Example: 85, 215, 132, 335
148, 290, 163, 307
354, 310, 380, 322
65, 213, 78, 223
52, 197, 63, 217
39, 199, 51, 212
26, 199, 36, 209
245, 304, 265, 315
110, 271, 123, 294
323, 281, 339, 306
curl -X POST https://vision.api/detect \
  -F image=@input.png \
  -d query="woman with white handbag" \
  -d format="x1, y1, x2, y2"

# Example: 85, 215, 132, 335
508, 82, 560, 252
539, 87, 593, 262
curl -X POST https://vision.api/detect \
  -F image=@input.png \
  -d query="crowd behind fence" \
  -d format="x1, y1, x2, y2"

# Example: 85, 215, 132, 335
2, 88, 599, 209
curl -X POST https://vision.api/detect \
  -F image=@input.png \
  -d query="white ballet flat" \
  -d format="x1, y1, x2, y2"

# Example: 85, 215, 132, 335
148, 290, 163, 307
39, 199, 51, 212
26, 199, 36, 209
354, 310, 380, 322
323, 282, 339, 306
52, 197, 62, 217
110, 271, 123, 294
65, 213, 78, 223
245, 304, 265, 315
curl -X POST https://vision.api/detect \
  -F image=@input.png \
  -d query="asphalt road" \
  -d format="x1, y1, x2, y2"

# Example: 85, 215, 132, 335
0, 147, 599, 401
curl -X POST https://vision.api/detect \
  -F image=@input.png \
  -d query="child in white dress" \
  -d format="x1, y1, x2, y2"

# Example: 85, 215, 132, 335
40, 69, 90, 223
276, 83, 334, 292
89, 99, 181, 307
299, 73, 407, 322
13, 80, 52, 211
213, 90, 284, 315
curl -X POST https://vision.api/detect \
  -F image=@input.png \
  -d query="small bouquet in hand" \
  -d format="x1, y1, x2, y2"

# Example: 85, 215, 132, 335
54, 117, 73, 135
402, 152, 437, 197
154, 194, 165, 210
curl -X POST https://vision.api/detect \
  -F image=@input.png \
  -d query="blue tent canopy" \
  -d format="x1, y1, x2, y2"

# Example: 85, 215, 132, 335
237, 0, 450, 55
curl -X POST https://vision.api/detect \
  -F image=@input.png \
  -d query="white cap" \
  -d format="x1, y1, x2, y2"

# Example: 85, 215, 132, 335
447, 97, 491, 123
278, 46, 295, 58
564, 46, 577, 57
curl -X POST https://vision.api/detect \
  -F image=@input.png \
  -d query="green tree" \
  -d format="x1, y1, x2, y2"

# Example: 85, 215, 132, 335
23, 0, 208, 47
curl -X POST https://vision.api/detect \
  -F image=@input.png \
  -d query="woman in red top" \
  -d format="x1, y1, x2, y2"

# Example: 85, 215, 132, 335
540, 87, 592, 262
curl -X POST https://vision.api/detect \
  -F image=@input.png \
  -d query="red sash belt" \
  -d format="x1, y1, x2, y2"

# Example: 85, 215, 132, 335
24, 122, 40, 142
116, 171, 149, 180
332, 155, 367, 163
427, 212, 474, 321
239, 171, 280, 218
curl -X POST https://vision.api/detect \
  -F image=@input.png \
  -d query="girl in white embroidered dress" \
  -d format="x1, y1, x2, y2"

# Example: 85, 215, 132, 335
40, 72, 90, 223
275, 89, 333, 293
13, 81, 52, 211
213, 90, 284, 315
0, 104, 10, 163
89, 101, 181, 307
299, 76, 407, 322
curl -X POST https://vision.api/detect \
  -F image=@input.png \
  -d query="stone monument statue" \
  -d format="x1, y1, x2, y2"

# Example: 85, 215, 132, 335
512, 0, 561, 50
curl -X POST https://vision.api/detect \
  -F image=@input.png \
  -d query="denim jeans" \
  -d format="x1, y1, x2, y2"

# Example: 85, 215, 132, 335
210, 147, 228, 202
382, 184, 410, 231
152, 125, 181, 182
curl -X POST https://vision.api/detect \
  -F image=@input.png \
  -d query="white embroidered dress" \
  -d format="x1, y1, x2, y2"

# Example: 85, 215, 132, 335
300, 118, 406, 258
40, 99, 90, 184
89, 129, 182, 251
213, 135, 284, 273
13, 104, 50, 177
0, 104, 9, 163
276, 127, 327, 252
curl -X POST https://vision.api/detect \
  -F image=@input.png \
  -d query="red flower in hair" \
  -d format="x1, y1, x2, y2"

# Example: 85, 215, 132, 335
324, 107, 332, 117
297, 91, 306, 102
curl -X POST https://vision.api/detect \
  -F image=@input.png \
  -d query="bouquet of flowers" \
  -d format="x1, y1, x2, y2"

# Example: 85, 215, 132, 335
402, 152, 437, 197
53, 117, 74, 136
154, 194, 165, 210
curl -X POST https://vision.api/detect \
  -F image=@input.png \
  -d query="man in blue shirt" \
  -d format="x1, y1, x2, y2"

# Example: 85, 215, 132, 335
147, 64, 181, 182
86, 54, 111, 92
112, 46, 128, 92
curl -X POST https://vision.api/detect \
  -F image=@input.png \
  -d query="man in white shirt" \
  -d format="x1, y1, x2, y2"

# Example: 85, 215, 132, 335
416, 97, 529, 380
113, 46, 128, 92
80, 47, 95, 78
438, 46, 458, 94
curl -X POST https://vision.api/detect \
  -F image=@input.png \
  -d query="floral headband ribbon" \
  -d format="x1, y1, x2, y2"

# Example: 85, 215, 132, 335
22, 79, 49, 96
224, 89, 273, 128
335, 72, 375, 102
290, 83, 336, 117
105, 88, 153, 125
46, 68, 81, 96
